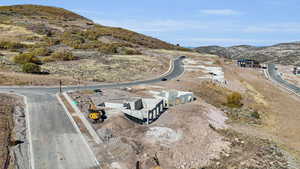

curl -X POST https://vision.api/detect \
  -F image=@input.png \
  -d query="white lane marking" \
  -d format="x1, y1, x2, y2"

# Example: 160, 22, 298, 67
56, 94, 101, 168
22, 95, 35, 169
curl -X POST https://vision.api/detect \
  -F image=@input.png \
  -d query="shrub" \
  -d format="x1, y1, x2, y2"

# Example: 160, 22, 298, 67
226, 92, 243, 108
40, 56, 54, 62
13, 53, 41, 64
22, 63, 41, 73
60, 31, 85, 48
177, 47, 192, 52
122, 47, 142, 55
43, 37, 60, 46
50, 50, 75, 61
77, 41, 103, 49
98, 43, 118, 54
214, 60, 222, 65
30, 47, 50, 56
0, 41, 27, 49
251, 111, 260, 119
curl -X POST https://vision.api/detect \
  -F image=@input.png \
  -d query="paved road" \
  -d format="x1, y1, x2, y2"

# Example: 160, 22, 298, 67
268, 64, 300, 95
26, 93, 99, 169
0, 57, 185, 169
0, 57, 184, 94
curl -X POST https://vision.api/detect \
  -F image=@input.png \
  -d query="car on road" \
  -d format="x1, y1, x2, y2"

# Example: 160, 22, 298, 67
161, 78, 167, 81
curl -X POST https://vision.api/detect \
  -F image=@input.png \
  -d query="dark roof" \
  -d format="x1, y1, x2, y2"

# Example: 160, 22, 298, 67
237, 59, 259, 63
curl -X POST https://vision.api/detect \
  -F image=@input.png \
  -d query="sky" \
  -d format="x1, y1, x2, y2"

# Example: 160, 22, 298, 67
1, 0, 300, 47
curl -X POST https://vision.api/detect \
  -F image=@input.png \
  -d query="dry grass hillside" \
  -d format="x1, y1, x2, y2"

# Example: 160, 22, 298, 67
0, 4, 189, 85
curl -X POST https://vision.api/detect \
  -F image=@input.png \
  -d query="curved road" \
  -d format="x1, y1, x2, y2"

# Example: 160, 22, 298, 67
268, 64, 300, 95
0, 57, 185, 169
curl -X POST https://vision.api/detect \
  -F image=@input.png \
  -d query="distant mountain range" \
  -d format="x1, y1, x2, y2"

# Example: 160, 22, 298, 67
194, 42, 300, 66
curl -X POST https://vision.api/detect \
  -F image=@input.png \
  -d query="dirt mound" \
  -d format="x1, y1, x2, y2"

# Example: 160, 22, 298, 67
100, 115, 136, 133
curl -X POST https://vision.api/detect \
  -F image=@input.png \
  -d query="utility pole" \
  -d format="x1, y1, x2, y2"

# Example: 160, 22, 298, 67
59, 80, 62, 93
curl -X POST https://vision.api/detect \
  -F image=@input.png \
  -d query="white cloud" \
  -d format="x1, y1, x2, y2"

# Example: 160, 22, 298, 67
95, 18, 300, 35
243, 23, 300, 33
200, 9, 241, 16
185, 38, 299, 47
189, 38, 280, 44
94, 19, 210, 33
92, 18, 300, 46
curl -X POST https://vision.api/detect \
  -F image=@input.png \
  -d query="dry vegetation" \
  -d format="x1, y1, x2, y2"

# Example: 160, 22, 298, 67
222, 64, 300, 164
202, 129, 289, 169
0, 4, 191, 85
193, 81, 262, 125
0, 94, 18, 169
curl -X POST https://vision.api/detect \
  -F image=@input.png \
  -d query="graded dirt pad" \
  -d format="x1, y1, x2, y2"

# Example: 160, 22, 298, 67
223, 64, 300, 163
92, 101, 229, 169
70, 85, 229, 169
0, 94, 27, 169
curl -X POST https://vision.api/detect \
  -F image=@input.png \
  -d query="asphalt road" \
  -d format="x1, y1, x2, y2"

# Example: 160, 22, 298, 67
26, 93, 99, 169
0, 57, 184, 94
268, 64, 300, 95
0, 57, 185, 169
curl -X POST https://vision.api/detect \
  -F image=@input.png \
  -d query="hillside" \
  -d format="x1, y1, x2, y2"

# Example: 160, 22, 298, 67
0, 5, 189, 85
0, 5, 183, 50
195, 42, 300, 66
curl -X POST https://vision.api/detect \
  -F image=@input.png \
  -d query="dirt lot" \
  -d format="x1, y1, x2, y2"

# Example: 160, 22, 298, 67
71, 88, 230, 169
67, 53, 296, 168
0, 48, 173, 86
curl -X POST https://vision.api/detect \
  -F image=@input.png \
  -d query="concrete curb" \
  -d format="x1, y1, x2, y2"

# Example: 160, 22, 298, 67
62, 92, 103, 144
263, 69, 270, 80
0, 92, 34, 169
22, 95, 35, 169
56, 94, 101, 168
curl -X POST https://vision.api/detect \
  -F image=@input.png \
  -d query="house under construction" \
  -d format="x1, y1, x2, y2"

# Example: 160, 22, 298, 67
237, 59, 260, 68
95, 89, 195, 124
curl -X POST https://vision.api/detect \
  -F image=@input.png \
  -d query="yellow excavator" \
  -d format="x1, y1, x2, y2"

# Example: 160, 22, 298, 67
87, 97, 105, 123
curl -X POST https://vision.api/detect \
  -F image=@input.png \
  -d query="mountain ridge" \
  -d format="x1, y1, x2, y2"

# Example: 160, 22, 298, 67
195, 42, 300, 65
